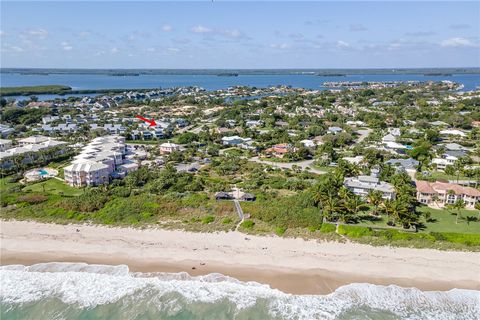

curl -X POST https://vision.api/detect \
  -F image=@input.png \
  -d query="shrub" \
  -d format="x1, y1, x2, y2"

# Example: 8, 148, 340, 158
431, 232, 480, 246
17, 194, 48, 204
201, 215, 215, 224
222, 217, 233, 224
240, 220, 255, 230
275, 226, 286, 236
320, 223, 336, 233
338, 225, 374, 238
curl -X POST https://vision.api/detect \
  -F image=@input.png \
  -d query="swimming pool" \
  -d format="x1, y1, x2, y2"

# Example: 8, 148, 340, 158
38, 169, 48, 176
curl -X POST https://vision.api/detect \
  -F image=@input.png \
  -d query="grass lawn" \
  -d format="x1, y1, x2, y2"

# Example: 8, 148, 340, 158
23, 178, 83, 197
417, 171, 471, 182
355, 206, 480, 234
311, 165, 335, 172
419, 206, 480, 234
0, 177, 18, 192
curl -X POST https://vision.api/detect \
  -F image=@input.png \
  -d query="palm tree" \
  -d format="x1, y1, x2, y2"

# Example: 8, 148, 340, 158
367, 190, 383, 215
342, 192, 365, 222
453, 199, 466, 224
381, 199, 407, 226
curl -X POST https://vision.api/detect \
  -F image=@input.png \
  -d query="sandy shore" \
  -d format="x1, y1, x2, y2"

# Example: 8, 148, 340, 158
1, 220, 479, 294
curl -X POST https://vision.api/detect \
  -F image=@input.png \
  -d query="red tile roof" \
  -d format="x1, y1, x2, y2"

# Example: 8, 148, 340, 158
417, 180, 480, 197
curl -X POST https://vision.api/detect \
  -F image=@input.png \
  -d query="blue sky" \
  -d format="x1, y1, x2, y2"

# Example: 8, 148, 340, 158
1, 1, 479, 68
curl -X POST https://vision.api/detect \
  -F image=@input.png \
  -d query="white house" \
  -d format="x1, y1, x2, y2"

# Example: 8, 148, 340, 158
18, 135, 50, 146
160, 142, 180, 154
222, 136, 253, 148
439, 129, 467, 138
432, 154, 458, 171
0, 139, 12, 152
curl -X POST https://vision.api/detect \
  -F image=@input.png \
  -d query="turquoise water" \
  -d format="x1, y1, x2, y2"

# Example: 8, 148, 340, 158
1, 263, 479, 320
38, 169, 48, 176
1, 72, 479, 102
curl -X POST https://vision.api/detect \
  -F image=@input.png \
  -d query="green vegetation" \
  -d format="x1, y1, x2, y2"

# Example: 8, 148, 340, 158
319, 223, 336, 233
23, 179, 83, 197
0, 85, 72, 96
337, 224, 480, 249
240, 220, 255, 230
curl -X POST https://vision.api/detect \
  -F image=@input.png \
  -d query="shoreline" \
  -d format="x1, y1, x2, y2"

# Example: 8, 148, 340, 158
1, 220, 479, 295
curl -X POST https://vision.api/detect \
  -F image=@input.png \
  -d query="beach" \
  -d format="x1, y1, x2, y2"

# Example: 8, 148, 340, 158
1, 220, 479, 295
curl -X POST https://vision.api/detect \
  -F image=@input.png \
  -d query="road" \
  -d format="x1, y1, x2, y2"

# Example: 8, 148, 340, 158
356, 128, 372, 143
248, 157, 327, 175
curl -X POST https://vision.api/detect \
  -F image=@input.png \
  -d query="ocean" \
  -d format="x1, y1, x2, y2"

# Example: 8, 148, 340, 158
1, 72, 479, 101
1, 263, 478, 320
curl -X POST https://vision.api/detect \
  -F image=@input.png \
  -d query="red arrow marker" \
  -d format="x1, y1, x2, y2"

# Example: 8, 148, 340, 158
135, 115, 157, 127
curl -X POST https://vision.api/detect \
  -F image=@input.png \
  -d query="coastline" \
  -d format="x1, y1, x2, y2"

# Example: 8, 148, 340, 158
1, 220, 479, 295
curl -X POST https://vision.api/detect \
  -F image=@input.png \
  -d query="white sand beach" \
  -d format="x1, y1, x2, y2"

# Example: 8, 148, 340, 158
1, 220, 479, 294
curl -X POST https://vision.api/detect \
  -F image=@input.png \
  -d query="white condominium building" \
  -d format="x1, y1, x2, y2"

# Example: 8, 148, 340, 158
64, 135, 138, 187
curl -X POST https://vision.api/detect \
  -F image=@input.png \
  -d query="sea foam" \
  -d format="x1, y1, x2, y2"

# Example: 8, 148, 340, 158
1, 262, 479, 320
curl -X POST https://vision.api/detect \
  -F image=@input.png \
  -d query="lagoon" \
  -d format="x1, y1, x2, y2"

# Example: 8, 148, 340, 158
1, 72, 479, 94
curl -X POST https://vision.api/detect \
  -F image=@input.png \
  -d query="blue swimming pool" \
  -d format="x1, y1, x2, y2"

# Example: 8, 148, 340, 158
38, 169, 48, 176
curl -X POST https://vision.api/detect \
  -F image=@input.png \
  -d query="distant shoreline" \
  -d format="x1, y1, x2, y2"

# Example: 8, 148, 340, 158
1, 67, 480, 76
1, 220, 479, 295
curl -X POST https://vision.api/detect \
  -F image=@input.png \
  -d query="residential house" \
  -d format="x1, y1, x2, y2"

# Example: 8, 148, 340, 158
385, 158, 419, 178
245, 120, 263, 128
221, 136, 254, 149
416, 180, 480, 209
431, 154, 458, 171
300, 139, 316, 148
439, 129, 467, 138
18, 135, 50, 146
328, 126, 343, 134
160, 142, 180, 154
0, 139, 12, 152
264, 143, 297, 158
344, 169, 395, 200
0, 124, 14, 138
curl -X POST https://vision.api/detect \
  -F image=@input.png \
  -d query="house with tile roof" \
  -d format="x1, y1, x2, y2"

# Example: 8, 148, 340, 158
416, 180, 480, 209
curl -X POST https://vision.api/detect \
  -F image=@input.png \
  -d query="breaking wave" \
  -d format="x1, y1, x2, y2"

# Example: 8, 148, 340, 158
1, 262, 478, 320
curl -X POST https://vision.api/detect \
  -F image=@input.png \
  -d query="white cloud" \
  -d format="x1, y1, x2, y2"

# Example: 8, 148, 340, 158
110, 47, 119, 54
162, 25, 172, 32
27, 28, 48, 39
221, 29, 243, 39
146, 47, 156, 52
61, 41, 73, 51
1, 43, 25, 52
440, 37, 476, 47
336, 40, 350, 48
167, 47, 180, 52
270, 43, 289, 49
191, 25, 212, 34
0, 30, 5, 37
